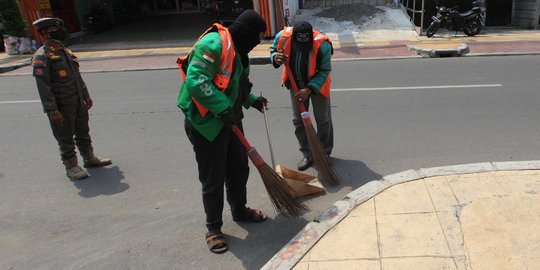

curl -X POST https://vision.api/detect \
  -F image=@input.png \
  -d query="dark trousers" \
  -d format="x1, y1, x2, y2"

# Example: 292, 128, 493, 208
184, 120, 250, 233
289, 90, 334, 158
49, 104, 93, 161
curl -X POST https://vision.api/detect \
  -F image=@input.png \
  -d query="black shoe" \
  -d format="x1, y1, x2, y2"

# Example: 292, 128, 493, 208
297, 157, 313, 171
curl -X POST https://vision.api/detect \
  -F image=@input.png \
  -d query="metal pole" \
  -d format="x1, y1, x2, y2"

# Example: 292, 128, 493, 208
268, 0, 277, 36
412, 0, 416, 28
420, 0, 425, 34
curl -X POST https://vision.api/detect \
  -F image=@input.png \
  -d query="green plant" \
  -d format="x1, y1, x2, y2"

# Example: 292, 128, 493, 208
0, 0, 27, 37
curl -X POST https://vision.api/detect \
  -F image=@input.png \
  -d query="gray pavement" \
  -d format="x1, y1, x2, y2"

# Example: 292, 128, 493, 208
1, 11, 540, 270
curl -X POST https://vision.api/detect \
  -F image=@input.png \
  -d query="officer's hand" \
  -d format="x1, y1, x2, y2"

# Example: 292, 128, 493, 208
50, 111, 64, 128
219, 109, 236, 126
251, 96, 268, 113
273, 53, 288, 66
294, 88, 312, 103
85, 98, 93, 110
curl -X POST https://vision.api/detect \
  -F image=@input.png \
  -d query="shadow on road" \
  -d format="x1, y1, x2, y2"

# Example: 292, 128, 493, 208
324, 157, 382, 193
222, 158, 381, 269
73, 165, 129, 197
227, 216, 310, 269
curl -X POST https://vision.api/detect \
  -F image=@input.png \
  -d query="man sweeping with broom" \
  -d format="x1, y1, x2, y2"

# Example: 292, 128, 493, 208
177, 10, 271, 254
270, 21, 335, 172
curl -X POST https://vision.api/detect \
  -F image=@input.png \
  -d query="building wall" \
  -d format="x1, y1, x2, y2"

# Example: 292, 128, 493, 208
513, 0, 540, 28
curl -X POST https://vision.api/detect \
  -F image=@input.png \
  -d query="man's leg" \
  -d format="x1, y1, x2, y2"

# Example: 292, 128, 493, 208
74, 105, 93, 156
224, 122, 250, 219
49, 112, 88, 180
185, 120, 229, 233
311, 94, 333, 156
75, 106, 111, 167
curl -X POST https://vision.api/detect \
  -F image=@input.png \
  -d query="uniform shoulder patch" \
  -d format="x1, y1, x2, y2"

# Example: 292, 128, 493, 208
203, 52, 216, 63
32, 60, 46, 67
32, 55, 47, 77
33, 66, 46, 77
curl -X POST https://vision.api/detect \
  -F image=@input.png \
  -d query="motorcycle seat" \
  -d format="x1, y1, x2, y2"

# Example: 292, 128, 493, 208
460, 11, 476, 17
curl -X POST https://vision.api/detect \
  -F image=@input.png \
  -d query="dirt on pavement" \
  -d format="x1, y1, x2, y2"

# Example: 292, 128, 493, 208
314, 3, 385, 25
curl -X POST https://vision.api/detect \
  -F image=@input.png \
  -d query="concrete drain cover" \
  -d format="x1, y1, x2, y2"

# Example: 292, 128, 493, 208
409, 43, 469, 58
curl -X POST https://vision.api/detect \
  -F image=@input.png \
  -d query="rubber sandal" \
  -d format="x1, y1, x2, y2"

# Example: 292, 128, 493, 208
206, 231, 228, 254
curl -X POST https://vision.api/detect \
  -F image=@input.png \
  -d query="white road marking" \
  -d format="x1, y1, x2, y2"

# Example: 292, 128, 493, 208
0, 100, 40, 104
0, 84, 502, 104
332, 84, 503, 92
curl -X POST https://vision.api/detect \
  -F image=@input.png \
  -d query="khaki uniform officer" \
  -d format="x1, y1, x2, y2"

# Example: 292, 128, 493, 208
32, 18, 111, 180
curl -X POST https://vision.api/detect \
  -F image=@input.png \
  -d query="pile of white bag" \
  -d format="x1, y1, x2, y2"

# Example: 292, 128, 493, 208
2, 34, 40, 55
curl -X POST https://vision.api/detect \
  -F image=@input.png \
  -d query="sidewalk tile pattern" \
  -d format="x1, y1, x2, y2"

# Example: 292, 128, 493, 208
293, 170, 540, 270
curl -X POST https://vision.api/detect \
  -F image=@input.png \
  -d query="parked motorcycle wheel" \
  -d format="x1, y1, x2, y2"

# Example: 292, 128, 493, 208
426, 22, 440, 38
464, 19, 481, 36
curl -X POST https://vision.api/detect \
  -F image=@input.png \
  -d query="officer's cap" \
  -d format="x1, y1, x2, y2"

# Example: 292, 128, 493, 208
33, 17, 64, 31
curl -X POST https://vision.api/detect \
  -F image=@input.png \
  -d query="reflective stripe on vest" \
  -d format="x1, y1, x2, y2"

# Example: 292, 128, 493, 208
177, 23, 236, 117
277, 27, 331, 98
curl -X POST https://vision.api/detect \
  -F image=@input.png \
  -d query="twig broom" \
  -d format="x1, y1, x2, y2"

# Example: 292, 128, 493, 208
284, 64, 339, 186
231, 125, 306, 217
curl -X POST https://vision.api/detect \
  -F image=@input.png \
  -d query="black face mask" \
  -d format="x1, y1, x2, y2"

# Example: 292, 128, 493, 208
49, 28, 67, 42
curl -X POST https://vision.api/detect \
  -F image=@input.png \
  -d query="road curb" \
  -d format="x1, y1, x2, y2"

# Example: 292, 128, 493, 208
409, 43, 470, 58
261, 160, 540, 270
250, 56, 271, 65
2, 52, 539, 76
0, 58, 32, 74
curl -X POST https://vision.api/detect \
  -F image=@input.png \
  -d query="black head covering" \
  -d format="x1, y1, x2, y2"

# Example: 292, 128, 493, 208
227, 10, 267, 55
292, 21, 313, 53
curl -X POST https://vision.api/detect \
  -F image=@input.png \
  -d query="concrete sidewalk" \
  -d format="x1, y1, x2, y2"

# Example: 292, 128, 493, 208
2, 28, 540, 75
263, 161, 540, 270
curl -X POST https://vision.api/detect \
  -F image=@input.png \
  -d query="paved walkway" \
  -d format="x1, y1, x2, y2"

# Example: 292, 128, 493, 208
263, 162, 540, 270
2, 28, 540, 75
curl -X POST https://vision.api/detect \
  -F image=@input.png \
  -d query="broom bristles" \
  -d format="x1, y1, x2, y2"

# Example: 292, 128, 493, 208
305, 124, 340, 186
256, 162, 306, 217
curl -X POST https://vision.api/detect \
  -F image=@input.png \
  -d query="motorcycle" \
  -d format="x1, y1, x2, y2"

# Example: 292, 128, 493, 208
426, 2, 482, 38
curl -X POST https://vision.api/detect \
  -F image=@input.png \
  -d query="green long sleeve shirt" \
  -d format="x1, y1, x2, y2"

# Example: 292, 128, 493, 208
177, 32, 258, 141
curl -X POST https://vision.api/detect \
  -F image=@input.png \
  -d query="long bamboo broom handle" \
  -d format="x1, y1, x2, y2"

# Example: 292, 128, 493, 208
261, 92, 276, 169
231, 125, 265, 168
284, 63, 308, 112
284, 63, 314, 127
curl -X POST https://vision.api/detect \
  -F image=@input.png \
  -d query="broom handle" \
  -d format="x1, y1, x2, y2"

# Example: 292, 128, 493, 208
261, 92, 276, 168
284, 63, 308, 113
231, 124, 265, 168
285, 63, 313, 126
231, 125, 252, 150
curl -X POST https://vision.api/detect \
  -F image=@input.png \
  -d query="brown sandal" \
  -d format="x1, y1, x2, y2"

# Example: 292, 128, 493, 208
233, 207, 268, 222
206, 231, 228, 254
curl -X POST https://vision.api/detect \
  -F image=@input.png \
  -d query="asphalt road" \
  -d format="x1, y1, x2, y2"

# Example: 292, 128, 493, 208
1, 55, 539, 269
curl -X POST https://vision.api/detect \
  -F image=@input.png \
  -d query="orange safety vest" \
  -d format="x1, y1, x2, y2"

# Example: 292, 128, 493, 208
276, 27, 332, 98
177, 23, 236, 117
